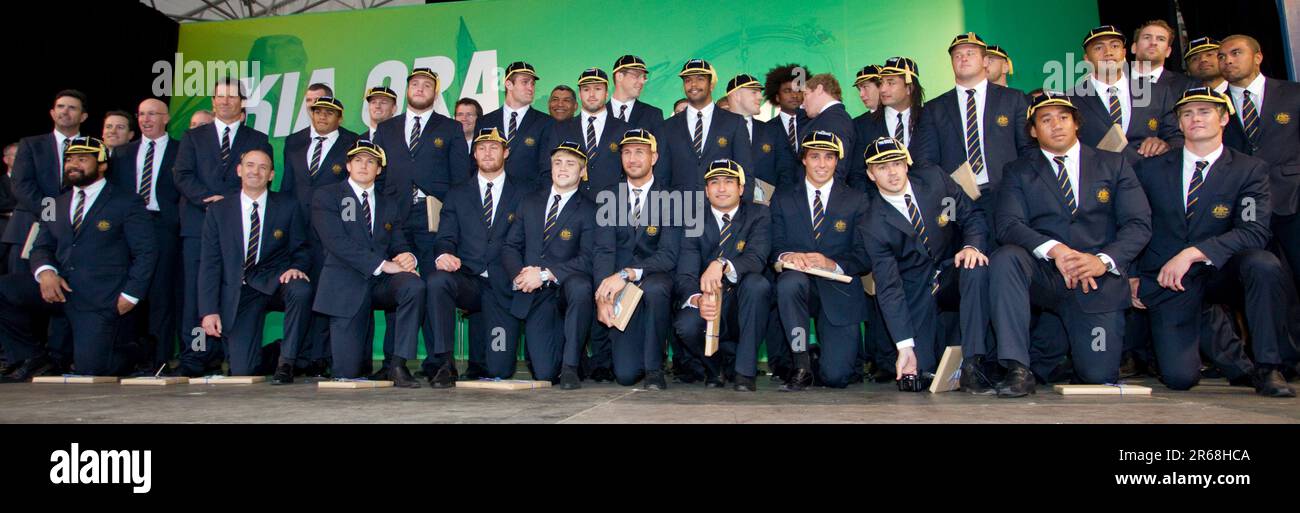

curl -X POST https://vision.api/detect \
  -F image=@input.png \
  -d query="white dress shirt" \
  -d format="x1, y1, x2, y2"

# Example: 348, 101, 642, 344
1228, 73, 1267, 133
581, 109, 608, 148
213, 118, 242, 150
623, 176, 656, 282
1183, 144, 1224, 266
1090, 75, 1131, 133
609, 98, 638, 122
135, 134, 169, 211
685, 102, 716, 145
1033, 142, 1118, 275
305, 128, 340, 173
955, 80, 990, 185
33, 178, 138, 304
347, 178, 409, 276
778, 110, 799, 139
502, 103, 529, 139
541, 187, 578, 283
53, 130, 79, 177
239, 190, 267, 265
884, 106, 913, 147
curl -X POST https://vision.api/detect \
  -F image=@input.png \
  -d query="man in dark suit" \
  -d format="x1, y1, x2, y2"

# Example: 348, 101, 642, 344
1184, 37, 1227, 93
989, 93, 1152, 397
311, 141, 424, 386
659, 59, 753, 192
0, 137, 156, 381
198, 149, 312, 382
501, 142, 596, 386
1220, 35, 1300, 349
109, 98, 182, 371
799, 74, 856, 183
724, 74, 796, 194
592, 131, 681, 390
279, 96, 359, 376
478, 62, 555, 193
607, 55, 665, 135
852, 58, 926, 192
1069, 25, 1181, 164
915, 33, 1034, 215
173, 78, 273, 376
1133, 88, 1294, 397
549, 68, 630, 198
423, 128, 523, 386
4, 89, 86, 274
371, 68, 470, 375
672, 160, 771, 391
860, 137, 993, 392
763, 64, 809, 158
771, 131, 871, 390
1130, 20, 1196, 93
849, 66, 884, 191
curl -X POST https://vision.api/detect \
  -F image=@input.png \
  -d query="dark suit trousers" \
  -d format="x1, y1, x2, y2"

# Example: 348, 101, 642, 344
1144, 249, 1289, 390
180, 235, 224, 369
424, 270, 519, 378
136, 214, 181, 367
774, 271, 861, 388
222, 280, 313, 376
674, 273, 770, 381
519, 276, 593, 381
989, 245, 1124, 384
606, 272, 673, 385
0, 274, 133, 375
330, 272, 424, 379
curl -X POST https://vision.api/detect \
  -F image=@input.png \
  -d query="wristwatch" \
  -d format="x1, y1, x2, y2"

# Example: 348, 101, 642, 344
618, 269, 630, 281
715, 257, 729, 272
539, 270, 552, 283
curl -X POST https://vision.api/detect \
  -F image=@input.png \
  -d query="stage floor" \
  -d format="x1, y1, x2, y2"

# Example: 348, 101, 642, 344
1, 365, 1296, 424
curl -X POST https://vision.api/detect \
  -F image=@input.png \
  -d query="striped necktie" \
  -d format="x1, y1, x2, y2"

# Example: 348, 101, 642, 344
787, 115, 797, 152
482, 182, 494, 229
692, 111, 704, 157
71, 190, 86, 234
1107, 86, 1123, 128
1186, 160, 1207, 219
1053, 155, 1077, 216
1242, 90, 1261, 149
894, 112, 905, 143
507, 111, 518, 142
586, 116, 598, 157
619, 104, 629, 122
139, 140, 155, 203
243, 201, 260, 276
309, 136, 326, 178
220, 126, 232, 168
717, 212, 732, 258
408, 115, 422, 154
360, 191, 372, 236
811, 189, 825, 240
543, 194, 561, 241
964, 89, 985, 175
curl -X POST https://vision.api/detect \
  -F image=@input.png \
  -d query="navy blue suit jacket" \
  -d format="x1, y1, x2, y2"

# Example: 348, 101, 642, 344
501, 189, 597, 318
280, 127, 360, 220
592, 180, 682, 279
675, 202, 771, 300
1133, 147, 1272, 284
1223, 77, 1300, 216
310, 180, 412, 317
372, 111, 471, 226
478, 107, 555, 194
752, 116, 799, 188
432, 175, 523, 304
31, 181, 157, 311
769, 179, 871, 325
798, 103, 856, 182
108, 137, 182, 231
606, 100, 665, 135
3, 132, 67, 245
173, 123, 273, 238
996, 144, 1152, 313
864, 164, 988, 342
1070, 76, 1183, 164
914, 83, 1034, 190
659, 105, 753, 191
546, 114, 630, 198
198, 190, 310, 325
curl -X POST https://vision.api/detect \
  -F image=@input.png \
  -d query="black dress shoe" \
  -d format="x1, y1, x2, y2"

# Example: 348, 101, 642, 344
589, 367, 615, 384
644, 370, 667, 390
271, 364, 294, 385
0, 360, 21, 377
779, 368, 813, 392
704, 375, 725, 388
1117, 351, 1145, 379
389, 365, 421, 389
0, 357, 56, 383
995, 361, 1036, 398
733, 375, 756, 392
959, 356, 997, 396
870, 367, 894, 383
428, 365, 456, 388
367, 365, 391, 381
1252, 367, 1296, 398
559, 366, 582, 390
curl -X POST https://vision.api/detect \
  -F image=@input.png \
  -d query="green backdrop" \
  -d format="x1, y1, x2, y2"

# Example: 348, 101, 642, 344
168, 0, 1099, 359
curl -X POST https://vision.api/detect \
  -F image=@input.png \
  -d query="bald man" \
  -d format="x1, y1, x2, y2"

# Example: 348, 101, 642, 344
109, 98, 183, 372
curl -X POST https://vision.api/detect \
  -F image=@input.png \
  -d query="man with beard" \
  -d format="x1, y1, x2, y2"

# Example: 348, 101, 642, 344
548, 67, 630, 198
479, 62, 555, 193
0, 137, 156, 381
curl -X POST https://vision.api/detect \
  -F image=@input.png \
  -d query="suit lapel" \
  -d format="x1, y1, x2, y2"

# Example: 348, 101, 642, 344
1034, 152, 1074, 214
74, 182, 113, 242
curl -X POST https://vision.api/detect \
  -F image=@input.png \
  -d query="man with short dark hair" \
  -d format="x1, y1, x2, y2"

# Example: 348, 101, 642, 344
1130, 20, 1195, 92
607, 55, 665, 134
479, 62, 555, 193
101, 110, 134, 156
